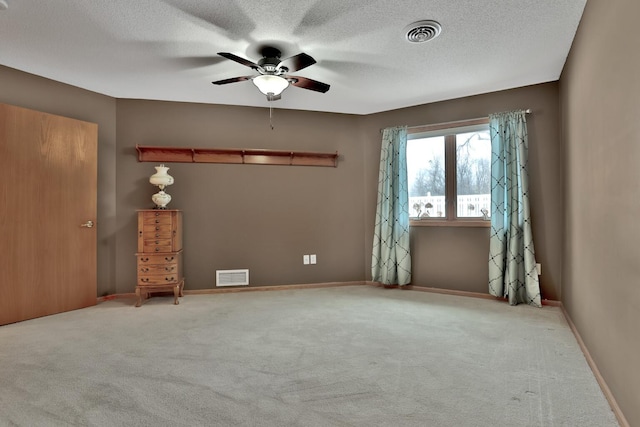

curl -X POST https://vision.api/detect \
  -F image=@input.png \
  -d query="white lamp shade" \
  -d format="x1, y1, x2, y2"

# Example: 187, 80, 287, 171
252, 75, 289, 96
149, 164, 174, 187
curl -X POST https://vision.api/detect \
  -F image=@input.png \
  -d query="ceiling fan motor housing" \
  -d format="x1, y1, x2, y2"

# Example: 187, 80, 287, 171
258, 47, 284, 74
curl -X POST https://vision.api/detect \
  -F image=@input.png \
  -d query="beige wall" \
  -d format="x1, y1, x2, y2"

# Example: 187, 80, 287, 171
363, 83, 563, 299
0, 64, 562, 301
0, 65, 117, 297
560, 0, 640, 425
115, 100, 366, 293
113, 84, 561, 298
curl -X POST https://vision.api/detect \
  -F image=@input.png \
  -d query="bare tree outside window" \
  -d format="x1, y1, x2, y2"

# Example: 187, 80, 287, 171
456, 131, 491, 218
407, 126, 491, 222
410, 156, 445, 197
407, 136, 446, 217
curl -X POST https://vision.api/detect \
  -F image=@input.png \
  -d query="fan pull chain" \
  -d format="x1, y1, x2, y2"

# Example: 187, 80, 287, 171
269, 103, 274, 130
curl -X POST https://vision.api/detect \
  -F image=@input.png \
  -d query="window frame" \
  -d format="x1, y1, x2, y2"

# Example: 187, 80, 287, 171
407, 118, 491, 228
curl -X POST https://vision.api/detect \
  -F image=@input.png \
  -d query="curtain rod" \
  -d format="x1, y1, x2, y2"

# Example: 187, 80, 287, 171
406, 109, 532, 130
381, 109, 532, 133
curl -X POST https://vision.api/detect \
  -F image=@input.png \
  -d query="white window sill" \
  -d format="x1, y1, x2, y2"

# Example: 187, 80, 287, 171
410, 219, 491, 228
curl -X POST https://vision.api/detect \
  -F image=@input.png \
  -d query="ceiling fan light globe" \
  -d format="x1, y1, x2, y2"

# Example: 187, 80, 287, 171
252, 75, 289, 96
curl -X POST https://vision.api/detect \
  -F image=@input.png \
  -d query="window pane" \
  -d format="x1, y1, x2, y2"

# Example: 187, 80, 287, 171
456, 131, 491, 218
407, 136, 446, 218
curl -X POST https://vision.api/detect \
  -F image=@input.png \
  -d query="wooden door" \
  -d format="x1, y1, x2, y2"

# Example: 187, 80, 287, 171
0, 103, 97, 326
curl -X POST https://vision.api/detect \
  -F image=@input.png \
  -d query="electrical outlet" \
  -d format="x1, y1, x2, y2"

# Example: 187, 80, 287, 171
536, 263, 542, 275
303, 255, 310, 265
310, 254, 317, 264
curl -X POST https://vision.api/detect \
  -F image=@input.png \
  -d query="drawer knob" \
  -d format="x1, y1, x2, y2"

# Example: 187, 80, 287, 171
141, 278, 149, 283
155, 248, 160, 252
140, 257, 149, 262
155, 227, 160, 231
165, 256, 174, 261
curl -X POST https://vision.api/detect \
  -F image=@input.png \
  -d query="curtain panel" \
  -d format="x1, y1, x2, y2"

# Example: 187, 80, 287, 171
371, 126, 411, 286
488, 111, 541, 307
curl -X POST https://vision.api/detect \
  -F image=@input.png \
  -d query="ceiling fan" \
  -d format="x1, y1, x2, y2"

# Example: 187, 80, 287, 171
212, 47, 330, 101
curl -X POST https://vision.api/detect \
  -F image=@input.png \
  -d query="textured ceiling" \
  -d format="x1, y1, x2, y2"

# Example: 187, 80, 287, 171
0, 0, 586, 115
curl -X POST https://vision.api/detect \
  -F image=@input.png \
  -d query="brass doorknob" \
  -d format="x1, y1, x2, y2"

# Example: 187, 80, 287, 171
80, 220, 94, 228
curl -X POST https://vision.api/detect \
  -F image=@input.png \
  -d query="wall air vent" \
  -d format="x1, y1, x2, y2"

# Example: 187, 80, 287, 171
216, 269, 249, 287
405, 20, 442, 43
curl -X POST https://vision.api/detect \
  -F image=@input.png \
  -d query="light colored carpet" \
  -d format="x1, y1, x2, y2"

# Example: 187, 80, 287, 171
0, 285, 618, 426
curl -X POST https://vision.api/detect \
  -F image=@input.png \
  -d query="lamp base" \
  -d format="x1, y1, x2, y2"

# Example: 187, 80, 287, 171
152, 190, 171, 209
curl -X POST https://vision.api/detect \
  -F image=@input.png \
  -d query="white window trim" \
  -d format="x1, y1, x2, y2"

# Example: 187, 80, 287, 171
408, 117, 491, 228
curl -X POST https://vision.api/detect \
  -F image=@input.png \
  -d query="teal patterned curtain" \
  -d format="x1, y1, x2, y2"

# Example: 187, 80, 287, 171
488, 111, 541, 306
371, 126, 412, 286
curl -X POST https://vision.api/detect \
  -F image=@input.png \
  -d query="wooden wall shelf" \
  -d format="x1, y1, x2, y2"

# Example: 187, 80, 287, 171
136, 145, 339, 167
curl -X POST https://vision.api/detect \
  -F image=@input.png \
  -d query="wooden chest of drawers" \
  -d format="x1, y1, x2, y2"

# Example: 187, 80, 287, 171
135, 209, 184, 307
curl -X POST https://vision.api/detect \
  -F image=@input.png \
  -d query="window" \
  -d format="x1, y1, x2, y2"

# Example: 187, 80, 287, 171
406, 119, 491, 226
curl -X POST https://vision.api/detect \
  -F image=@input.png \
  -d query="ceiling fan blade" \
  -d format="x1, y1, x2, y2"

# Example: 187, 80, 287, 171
288, 76, 330, 93
278, 53, 316, 72
218, 52, 262, 70
212, 76, 253, 85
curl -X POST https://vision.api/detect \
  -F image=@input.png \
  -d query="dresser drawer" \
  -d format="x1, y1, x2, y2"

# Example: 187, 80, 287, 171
142, 215, 172, 226
138, 263, 178, 274
138, 274, 180, 285
137, 253, 180, 264
143, 241, 173, 253
140, 226, 172, 238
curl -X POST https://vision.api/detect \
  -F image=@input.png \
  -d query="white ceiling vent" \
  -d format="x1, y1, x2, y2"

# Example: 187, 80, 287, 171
405, 20, 442, 43
216, 269, 249, 287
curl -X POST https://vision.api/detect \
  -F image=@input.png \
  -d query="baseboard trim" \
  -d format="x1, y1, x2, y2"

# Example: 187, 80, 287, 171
97, 293, 136, 303
559, 305, 629, 427
184, 281, 367, 295
377, 283, 561, 307
96, 282, 367, 303
400, 284, 502, 300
